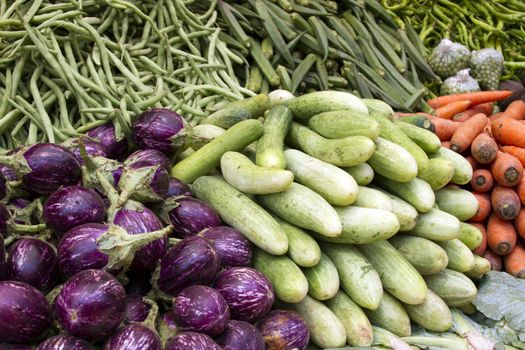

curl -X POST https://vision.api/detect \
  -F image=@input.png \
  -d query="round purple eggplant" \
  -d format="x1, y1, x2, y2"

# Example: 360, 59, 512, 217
216, 320, 265, 350
258, 310, 310, 350
6, 237, 58, 292
155, 236, 220, 297
123, 294, 151, 323
166, 177, 192, 197
213, 267, 274, 322
86, 124, 129, 160
37, 334, 94, 350
165, 332, 221, 350
132, 108, 186, 154
19, 143, 82, 194
0, 164, 17, 181
173, 285, 229, 337
0, 281, 52, 343
43, 186, 106, 234
63, 138, 108, 165
124, 149, 170, 170
200, 226, 252, 268
162, 197, 221, 238
104, 324, 161, 350
54, 269, 126, 341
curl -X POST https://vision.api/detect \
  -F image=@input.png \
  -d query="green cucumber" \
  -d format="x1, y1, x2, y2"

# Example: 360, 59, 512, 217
285, 149, 359, 206
202, 94, 270, 128
438, 239, 475, 273
359, 241, 428, 305
374, 175, 435, 213
191, 124, 226, 149
325, 290, 374, 347
255, 105, 293, 169
363, 98, 394, 120
403, 290, 452, 332
192, 176, 288, 255
368, 137, 418, 183
344, 163, 374, 186
308, 110, 380, 139
372, 326, 411, 350
389, 236, 449, 275
220, 151, 294, 194
276, 218, 321, 268
253, 249, 308, 303
394, 120, 441, 154
396, 115, 435, 132
365, 292, 411, 337
424, 269, 477, 307
406, 208, 461, 241
354, 186, 393, 211
287, 91, 368, 122
435, 186, 479, 221
172, 119, 264, 184
429, 147, 473, 185
417, 158, 455, 191
464, 255, 491, 279
458, 223, 483, 250
371, 187, 418, 231
257, 182, 342, 237
302, 252, 339, 301
321, 243, 383, 310
287, 122, 375, 167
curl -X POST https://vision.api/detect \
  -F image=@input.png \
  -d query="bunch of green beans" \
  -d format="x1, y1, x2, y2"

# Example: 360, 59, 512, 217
0, 0, 253, 149
380, 0, 525, 79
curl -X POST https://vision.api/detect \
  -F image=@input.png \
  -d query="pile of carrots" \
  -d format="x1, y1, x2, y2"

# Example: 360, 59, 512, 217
428, 91, 525, 279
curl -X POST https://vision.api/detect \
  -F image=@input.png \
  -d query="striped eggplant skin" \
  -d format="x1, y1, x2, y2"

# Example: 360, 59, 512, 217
103, 324, 161, 350
132, 108, 186, 154
123, 294, 151, 323
167, 197, 221, 238
36, 334, 94, 350
165, 332, 221, 350
213, 267, 274, 323
54, 269, 126, 341
0, 281, 52, 344
199, 226, 253, 268
173, 285, 230, 337
258, 310, 310, 350
156, 236, 220, 297
216, 320, 265, 350
63, 138, 108, 165
6, 237, 58, 293
166, 178, 192, 197
43, 186, 106, 234
0, 164, 17, 181
87, 123, 129, 160
124, 149, 171, 170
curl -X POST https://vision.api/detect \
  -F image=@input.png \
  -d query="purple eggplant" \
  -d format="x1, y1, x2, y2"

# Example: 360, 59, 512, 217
216, 320, 265, 350
124, 149, 170, 170
86, 124, 129, 160
0, 172, 7, 202
43, 186, 106, 234
173, 285, 230, 337
160, 197, 221, 238
0, 164, 17, 181
132, 108, 186, 154
166, 177, 192, 197
0, 281, 52, 344
123, 294, 151, 323
6, 237, 58, 292
36, 334, 94, 350
257, 310, 310, 350
213, 267, 274, 322
165, 332, 221, 350
104, 324, 161, 350
154, 236, 220, 297
63, 138, 108, 165
54, 269, 126, 341
200, 226, 252, 268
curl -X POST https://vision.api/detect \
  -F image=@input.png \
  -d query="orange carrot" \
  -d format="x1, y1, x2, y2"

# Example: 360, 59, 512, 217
487, 213, 517, 255
441, 141, 451, 149
514, 208, 525, 240
517, 174, 525, 206
490, 151, 524, 187
427, 115, 461, 141
492, 117, 525, 147
471, 169, 494, 193
472, 223, 487, 255
491, 185, 521, 221
453, 102, 494, 121
472, 102, 494, 116
501, 145, 525, 167
504, 243, 525, 278
466, 156, 481, 172
435, 100, 471, 120
471, 192, 492, 221
452, 112, 473, 122
471, 133, 498, 164
483, 249, 502, 271
427, 90, 513, 109
483, 118, 493, 137
450, 113, 488, 153
503, 100, 525, 120
489, 112, 507, 121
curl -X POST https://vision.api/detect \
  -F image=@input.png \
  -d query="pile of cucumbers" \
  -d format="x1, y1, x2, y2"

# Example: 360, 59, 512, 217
171, 90, 485, 349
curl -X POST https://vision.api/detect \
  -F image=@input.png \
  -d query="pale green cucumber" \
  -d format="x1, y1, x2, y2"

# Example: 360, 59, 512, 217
321, 243, 383, 310
308, 110, 380, 139
438, 239, 475, 273
257, 182, 342, 237
365, 292, 411, 337
429, 147, 473, 185
325, 290, 374, 347
458, 223, 483, 250
287, 122, 375, 167
359, 241, 428, 305
374, 175, 435, 213
363, 99, 395, 120
253, 249, 308, 303
372, 326, 411, 350
394, 121, 441, 154
368, 137, 418, 183
191, 124, 226, 149
172, 119, 264, 183
406, 208, 461, 241
389, 236, 449, 275
220, 151, 294, 194
344, 163, 374, 185
464, 255, 491, 279
418, 158, 455, 191
312, 206, 399, 244
435, 186, 479, 221
371, 187, 418, 231
202, 94, 270, 128
302, 252, 339, 301
424, 269, 477, 307
285, 149, 358, 206
255, 105, 293, 169
192, 176, 288, 255
354, 186, 393, 211
403, 290, 452, 332
287, 91, 368, 122
276, 218, 321, 267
